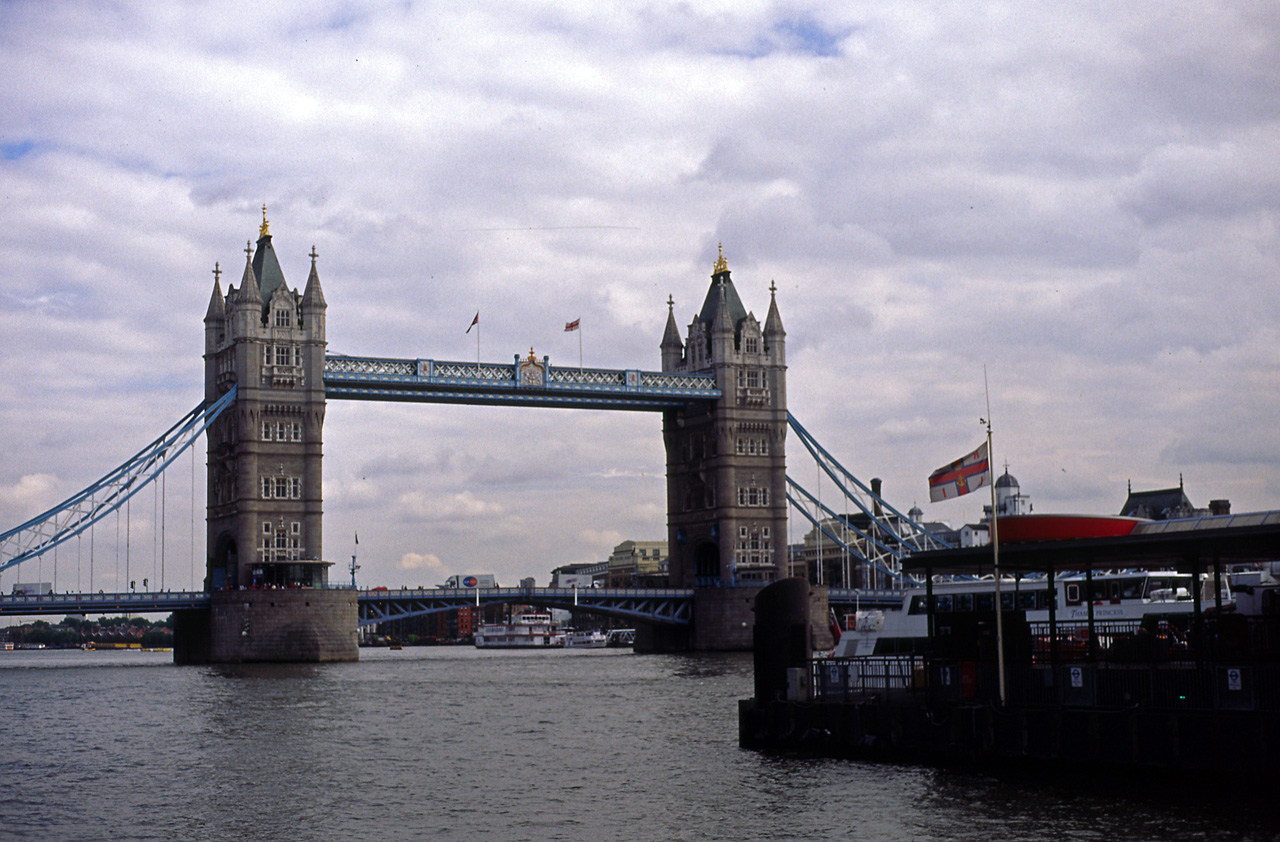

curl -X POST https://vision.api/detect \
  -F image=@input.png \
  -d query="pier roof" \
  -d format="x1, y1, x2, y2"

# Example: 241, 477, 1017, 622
903, 510, 1280, 576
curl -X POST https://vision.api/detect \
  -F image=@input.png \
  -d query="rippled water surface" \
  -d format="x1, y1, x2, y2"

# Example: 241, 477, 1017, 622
1, 647, 1276, 841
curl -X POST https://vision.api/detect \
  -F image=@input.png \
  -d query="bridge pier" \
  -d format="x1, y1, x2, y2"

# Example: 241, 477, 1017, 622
174, 590, 357, 664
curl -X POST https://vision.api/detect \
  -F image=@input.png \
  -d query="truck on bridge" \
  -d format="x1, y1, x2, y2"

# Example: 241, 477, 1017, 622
440, 574, 497, 589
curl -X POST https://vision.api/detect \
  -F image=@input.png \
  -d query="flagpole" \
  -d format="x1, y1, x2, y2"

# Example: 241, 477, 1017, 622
983, 366, 1006, 706
578, 322, 583, 371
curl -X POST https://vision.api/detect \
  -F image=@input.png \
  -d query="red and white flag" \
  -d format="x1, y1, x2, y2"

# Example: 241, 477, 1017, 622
466, 312, 479, 333
928, 441, 990, 502
564, 318, 580, 332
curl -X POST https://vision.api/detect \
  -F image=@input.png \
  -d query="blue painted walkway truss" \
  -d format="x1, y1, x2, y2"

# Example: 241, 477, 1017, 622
324, 354, 720, 410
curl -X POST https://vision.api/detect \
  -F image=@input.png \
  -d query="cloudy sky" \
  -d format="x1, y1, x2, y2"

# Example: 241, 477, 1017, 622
2, 2, 1278, 593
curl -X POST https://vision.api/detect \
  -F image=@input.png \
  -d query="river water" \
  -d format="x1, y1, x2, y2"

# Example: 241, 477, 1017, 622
1, 647, 1276, 842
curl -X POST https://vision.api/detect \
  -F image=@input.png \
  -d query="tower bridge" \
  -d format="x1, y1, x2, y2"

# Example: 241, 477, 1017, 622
1, 213, 950, 662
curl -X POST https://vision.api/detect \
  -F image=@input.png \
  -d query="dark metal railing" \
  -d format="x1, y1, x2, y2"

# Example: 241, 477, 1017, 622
810, 653, 1280, 713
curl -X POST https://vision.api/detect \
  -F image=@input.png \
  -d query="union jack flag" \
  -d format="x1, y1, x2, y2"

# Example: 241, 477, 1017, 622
928, 441, 990, 502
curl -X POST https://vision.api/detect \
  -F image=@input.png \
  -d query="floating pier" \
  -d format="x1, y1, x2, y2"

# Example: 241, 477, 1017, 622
741, 516, 1280, 780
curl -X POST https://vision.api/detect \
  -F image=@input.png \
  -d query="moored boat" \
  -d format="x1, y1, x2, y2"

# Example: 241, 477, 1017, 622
831, 568, 1230, 659
565, 629, 608, 648
474, 612, 566, 649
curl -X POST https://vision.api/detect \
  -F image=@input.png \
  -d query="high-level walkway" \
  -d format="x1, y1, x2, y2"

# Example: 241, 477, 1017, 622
324, 355, 720, 410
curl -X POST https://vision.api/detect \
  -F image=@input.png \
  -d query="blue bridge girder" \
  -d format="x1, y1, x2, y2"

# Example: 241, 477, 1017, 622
357, 586, 694, 628
0, 586, 697, 628
323, 355, 720, 410
0, 587, 900, 630
0, 590, 213, 617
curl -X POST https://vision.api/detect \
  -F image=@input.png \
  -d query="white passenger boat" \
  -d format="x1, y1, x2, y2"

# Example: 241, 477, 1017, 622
474, 612, 566, 649
565, 629, 609, 648
831, 569, 1231, 659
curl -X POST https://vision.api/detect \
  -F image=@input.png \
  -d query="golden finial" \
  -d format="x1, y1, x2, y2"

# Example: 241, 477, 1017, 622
259, 204, 270, 238
713, 242, 728, 274
527, 346, 537, 363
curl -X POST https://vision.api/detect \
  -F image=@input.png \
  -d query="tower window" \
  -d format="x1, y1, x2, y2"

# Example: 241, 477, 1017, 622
275, 308, 292, 328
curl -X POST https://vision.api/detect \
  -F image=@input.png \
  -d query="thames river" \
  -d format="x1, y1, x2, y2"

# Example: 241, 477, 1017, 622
1, 647, 1275, 841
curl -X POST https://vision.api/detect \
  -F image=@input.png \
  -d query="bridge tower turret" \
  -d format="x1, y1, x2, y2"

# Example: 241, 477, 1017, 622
184, 210, 355, 663
661, 246, 788, 649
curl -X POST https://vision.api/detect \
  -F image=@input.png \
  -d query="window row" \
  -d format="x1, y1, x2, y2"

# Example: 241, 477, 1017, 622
263, 521, 302, 535
263, 344, 302, 367
737, 485, 770, 507
736, 369, 766, 389
261, 476, 302, 499
262, 421, 302, 442
258, 537, 302, 561
735, 437, 770, 456
735, 550, 774, 568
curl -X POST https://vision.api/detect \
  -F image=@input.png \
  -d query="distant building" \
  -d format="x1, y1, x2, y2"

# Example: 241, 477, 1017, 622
994, 470, 1031, 518
550, 562, 608, 588
1119, 477, 1228, 520
960, 523, 989, 548
607, 540, 668, 587
964, 469, 1032, 547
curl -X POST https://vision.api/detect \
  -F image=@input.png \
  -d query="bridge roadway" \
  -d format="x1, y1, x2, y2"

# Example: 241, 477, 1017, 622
0, 587, 694, 628
0, 586, 905, 625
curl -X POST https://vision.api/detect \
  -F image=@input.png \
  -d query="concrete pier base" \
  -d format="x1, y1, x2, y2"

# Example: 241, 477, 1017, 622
174, 589, 359, 664
630, 582, 833, 653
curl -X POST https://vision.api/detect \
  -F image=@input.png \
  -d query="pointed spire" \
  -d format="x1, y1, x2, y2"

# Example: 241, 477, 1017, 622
205, 261, 225, 322
240, 239, 261, 304
661, 294, 684, 371
303, 244, 327, 310
712, 280, 734, 336
764, 279, 785, 339
252, 226, 287, 307
661, 295, 682, 348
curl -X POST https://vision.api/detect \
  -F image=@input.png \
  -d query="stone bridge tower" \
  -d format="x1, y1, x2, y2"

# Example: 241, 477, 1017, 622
179, 211, 356, 663
660, 247, 788, 649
